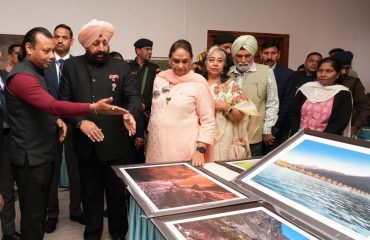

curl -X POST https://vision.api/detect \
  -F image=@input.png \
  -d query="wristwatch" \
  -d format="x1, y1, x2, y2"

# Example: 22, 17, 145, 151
196, 146, 206, 154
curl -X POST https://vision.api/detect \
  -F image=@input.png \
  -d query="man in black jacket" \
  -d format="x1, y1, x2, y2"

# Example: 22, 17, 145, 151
128, 38, 160, 163
0, 69, 21, 240
44, 24, 85, 233
59, 19, 141, 240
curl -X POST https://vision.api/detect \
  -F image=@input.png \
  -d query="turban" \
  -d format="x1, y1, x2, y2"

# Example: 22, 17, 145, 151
331, 51, 353, 66
134, 38, 153, 49
231, 35, 258, 57
78, 19, 115, 48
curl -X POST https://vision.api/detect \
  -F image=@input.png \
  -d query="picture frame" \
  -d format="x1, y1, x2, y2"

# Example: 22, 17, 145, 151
113, 162, 258, 218
151, 202, 325, 240
216, 157, 261, 173
235, 129, 370, 240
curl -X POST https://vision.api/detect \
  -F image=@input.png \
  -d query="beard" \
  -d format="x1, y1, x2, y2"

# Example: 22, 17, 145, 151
236, 62, 251, 73
86, 51, 109, 65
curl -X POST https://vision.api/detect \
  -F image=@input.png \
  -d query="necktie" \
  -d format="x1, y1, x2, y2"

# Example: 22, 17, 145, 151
58, 59, 65, 82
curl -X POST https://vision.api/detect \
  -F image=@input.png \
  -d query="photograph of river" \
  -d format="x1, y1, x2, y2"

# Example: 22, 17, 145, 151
166, 207, 316, 240
243, 137, 370, 240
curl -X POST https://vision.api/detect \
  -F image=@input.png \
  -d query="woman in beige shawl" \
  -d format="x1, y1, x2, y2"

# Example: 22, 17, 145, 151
203, 46, 260, 161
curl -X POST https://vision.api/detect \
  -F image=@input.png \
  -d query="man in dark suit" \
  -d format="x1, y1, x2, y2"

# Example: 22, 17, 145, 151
0, 68, 21, 240
260, 40, 295, 154
59, 19, 141, 240
44, 24, 85, 233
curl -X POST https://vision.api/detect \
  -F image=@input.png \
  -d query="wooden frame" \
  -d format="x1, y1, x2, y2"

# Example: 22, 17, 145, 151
207, 30, 290, 67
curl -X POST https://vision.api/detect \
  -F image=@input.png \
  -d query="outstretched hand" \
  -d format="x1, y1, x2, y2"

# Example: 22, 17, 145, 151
91, 97, 130, 115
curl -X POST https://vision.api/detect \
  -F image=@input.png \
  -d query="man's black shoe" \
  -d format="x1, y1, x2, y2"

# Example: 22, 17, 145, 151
44, 217, 58, 233
69, 214, 85, 225
2, 232, 22, 240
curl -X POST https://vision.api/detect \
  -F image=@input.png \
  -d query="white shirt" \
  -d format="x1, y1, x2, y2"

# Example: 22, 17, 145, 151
54, 53, 71, 82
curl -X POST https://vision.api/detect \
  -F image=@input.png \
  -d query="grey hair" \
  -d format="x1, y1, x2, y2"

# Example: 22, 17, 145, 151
205, 46, 227, 63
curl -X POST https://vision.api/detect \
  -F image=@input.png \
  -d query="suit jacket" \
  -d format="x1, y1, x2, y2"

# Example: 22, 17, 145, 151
44, 62, 59, 98
273, 64, 294, 134
59, 55, 141, 162
44, 55, 73, 98
0, 70, 8, 137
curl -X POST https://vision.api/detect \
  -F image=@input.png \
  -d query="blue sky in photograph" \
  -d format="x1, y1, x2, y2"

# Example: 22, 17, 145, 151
279, 140, 370, 177
281, 224, 310, 240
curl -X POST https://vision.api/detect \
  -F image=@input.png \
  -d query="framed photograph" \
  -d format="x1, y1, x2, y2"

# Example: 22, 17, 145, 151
216, 158, 261, 173
235, 129, 370, 240
152, 202, 321, 240
114, 162, 258, 217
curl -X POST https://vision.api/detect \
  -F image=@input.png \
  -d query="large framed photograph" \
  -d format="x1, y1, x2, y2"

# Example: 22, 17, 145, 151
152, 202, 321, 240
115, 162, 257, 217
216, 158, 261, 173
235, 130, 370, 240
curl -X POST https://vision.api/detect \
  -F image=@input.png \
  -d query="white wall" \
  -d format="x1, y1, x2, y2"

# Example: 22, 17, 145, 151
1, 0, 370, 90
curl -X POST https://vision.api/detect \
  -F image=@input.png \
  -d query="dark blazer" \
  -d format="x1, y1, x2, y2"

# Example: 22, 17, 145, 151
273, 64, 294, 134
59, 55, 141, 162
0, 70, 6, 141
44, 62, 59, 98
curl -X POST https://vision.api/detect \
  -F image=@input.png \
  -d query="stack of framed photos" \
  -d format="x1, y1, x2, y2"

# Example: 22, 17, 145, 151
114, 129, 370, 240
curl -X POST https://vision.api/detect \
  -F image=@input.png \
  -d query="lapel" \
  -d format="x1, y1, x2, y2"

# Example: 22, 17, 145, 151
44, 62, 59, 98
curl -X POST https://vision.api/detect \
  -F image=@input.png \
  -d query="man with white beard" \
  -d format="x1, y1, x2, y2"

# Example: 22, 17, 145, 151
228, 35, 279, 156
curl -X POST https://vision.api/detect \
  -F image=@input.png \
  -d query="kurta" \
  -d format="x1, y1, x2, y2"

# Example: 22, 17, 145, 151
146, 74, 215, 163
211, 79, 260, 161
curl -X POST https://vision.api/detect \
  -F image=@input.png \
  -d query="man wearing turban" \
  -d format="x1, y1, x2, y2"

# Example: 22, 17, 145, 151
228, 35, 279, 156
59, 19, 141, 240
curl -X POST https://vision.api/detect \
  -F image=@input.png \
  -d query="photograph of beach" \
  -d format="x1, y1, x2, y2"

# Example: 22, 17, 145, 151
165, 207, 316, 240
243, 137, 370, 240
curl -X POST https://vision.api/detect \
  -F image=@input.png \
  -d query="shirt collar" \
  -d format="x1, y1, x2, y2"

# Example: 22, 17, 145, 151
271, 62, 277, 70
55, 53, 71, 62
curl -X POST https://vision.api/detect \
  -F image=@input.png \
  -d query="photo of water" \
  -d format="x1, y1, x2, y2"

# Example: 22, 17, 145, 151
252, 163, 370, 239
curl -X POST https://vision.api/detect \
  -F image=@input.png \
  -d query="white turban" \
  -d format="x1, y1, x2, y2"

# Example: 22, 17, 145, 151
78, 19, 115, 48
231, 35, 258, 57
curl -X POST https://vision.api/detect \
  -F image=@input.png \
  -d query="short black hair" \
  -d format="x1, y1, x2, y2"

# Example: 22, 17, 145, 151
328, 48, 344, 55
318, 57, 341, 73
54, 24, 73, 38
109, 51, 123, 60
306, 52, 322, 61
21, 27, 53, 60
261, 39, 281, 51
8, 43, 22, 54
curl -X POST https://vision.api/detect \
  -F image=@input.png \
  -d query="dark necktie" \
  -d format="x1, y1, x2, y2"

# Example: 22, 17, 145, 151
58, 59, 65, 82
0, 83, 8, 123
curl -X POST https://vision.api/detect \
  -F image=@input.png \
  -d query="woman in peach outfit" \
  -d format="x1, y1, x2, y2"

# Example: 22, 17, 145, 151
146, 40, 216, 166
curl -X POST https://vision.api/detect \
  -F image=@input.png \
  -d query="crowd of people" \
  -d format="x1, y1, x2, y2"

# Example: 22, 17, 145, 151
0, 18, 369, 240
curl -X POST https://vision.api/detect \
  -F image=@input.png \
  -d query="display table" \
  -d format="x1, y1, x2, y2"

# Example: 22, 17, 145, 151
127, 162, 239, 240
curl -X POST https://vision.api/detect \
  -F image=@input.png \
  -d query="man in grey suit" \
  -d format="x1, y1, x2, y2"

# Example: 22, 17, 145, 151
44, 24, 84, 233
